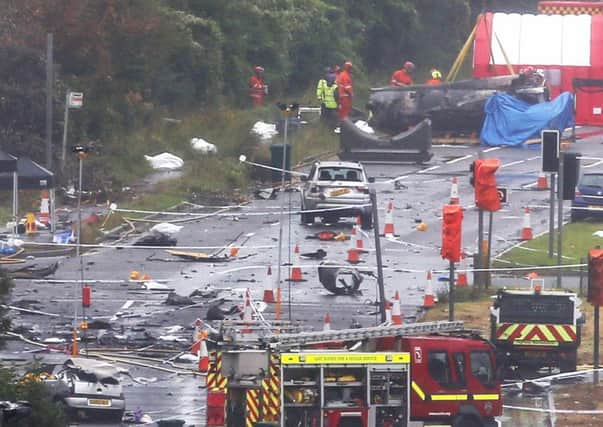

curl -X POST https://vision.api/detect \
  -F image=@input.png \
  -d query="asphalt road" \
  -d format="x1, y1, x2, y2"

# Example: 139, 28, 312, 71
3, 129, 603, 426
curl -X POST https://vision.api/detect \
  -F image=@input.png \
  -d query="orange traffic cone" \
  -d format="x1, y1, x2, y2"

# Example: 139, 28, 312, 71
385, 300, 392, 324
197, 336, 209, 373
39, 190, 50, 226
263, 266, 276, 303
521, 207, 533, 241
229, 246, 239, 257
422, 271, 435, 308
355, 217, 365, 250
382, 199, 395, 237
289, 244, 303, 282
241, 288, 253, 333
323, 312, 331, 331
347, 231, 361, 264
537, 173, 548, 190
191, 318, 203, 354
457, 253, 468, 287
391, 291, 403, 325
450, 177, 460, 204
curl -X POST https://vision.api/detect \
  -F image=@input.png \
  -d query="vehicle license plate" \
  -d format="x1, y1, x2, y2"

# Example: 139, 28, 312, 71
330, 188, 350, 197
589, 205, 603, 211
88, 398, 111, 407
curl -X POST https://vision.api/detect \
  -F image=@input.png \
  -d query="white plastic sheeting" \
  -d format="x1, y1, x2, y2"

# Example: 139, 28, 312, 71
251, 121, 278, 140
190, 137, 217, 154
144, 152, 184, 170
150, 223, 183, 236
491, 13, 591, 66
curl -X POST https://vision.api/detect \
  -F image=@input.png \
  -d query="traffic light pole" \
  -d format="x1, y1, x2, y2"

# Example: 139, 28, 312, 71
595, 305, 600, 384
449, 260, 455, 321
548, 173, 556, 258
476, 208, 484, 296
486, 211, 493, 289
370, 189, 387, 323
557, 153, 565, 288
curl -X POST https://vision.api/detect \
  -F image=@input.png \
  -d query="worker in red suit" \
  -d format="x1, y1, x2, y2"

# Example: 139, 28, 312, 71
248, 66, 268, 107
391, 61, 415, 86
337, 61, 354, 121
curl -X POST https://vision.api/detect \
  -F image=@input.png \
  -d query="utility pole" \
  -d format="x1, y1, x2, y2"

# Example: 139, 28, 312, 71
45, 34, 54, 170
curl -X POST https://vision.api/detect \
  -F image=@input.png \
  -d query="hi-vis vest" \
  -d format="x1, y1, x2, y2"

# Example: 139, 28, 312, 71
316, 79, 338, 109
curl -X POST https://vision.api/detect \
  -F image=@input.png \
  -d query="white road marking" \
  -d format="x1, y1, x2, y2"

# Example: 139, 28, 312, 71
446, 154, 473, 164
500, 160, 525, 168
418, 165, 440, 174
121, 300, 134, 310
484, 147, 502, 152
584, 160, 603, 169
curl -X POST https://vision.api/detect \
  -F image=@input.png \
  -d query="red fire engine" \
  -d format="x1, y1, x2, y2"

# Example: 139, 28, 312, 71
205, 321, 501, 427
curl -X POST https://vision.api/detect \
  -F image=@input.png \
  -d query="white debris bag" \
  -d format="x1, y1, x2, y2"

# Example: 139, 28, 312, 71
150, 223, 183, 236
594, 231, 603, 238
144, 153, 184, 170
354, 120, 374, 134
251, 121, 278, 140
190, 137, 217, 154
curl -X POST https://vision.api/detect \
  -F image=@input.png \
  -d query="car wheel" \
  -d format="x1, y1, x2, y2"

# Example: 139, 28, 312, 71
361, 213, 373, 230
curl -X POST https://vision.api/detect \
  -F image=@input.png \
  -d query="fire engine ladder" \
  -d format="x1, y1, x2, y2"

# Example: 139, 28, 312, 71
267, 320, 464, 350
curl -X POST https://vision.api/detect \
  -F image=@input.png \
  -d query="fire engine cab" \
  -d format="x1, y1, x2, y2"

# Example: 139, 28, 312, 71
205, 321, 501, 427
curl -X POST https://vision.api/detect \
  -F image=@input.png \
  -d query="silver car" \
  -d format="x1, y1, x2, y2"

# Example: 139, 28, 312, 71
46, 358, 126, 422
300, 161, 372, 228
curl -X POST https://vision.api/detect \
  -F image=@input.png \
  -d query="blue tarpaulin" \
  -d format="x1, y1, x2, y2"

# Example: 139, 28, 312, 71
480, 92, 574, 146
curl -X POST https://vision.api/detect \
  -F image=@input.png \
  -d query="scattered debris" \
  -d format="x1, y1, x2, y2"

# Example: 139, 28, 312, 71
144, 153, 184, 170
318, 262, 363, 295
251, 121, 278, 140
205, 299, 241, 321
254, 187, 277, 200
150, 223, 183, 236
165, 249, 229, 262
134, 232, 177, 247
300, 249, 327, 260
354, 120, 374, 134
140, 281, 174, 292
306, 231, 348, 241
190, 137, 218, 154
165, 292, 194, 306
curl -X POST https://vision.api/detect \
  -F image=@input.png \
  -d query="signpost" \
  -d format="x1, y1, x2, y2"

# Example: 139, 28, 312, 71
61, 91, 84, 170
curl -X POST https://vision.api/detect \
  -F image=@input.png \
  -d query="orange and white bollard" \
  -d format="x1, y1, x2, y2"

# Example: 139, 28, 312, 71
347, 229, 361, 264
521, 207, 533, 241
449, 177, 460, 204
536, 173, 548, 190
39, 190, 50, 226
422, 271, 435, 308
382, 199, 395, 237
289, 244, 303, 282
241, 288, 253, 334
457, 253, 468, 287
263, 266, 276, 303
323, 312, 331, 331
391, 291, 403, 325
197, 334, 209, 373
355, 217, 365, 250
385, 300, 392, 324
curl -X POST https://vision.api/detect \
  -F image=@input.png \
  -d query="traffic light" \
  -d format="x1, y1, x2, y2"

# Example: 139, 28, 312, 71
561, 152, 580, 201
588, 248, 603, 306
474, 158, 501, 212
441, 204, 463, 263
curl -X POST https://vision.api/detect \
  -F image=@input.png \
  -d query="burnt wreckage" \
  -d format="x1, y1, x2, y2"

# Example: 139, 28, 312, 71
339, 73, 548, 163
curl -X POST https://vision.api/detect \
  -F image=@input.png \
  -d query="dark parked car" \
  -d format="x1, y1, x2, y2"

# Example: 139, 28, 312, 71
571, 172, 603, 221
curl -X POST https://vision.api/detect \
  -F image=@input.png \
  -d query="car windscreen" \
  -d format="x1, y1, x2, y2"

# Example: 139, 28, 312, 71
317, 167, 363, 182
580, 174, 603, 188
499, 294, 574, 324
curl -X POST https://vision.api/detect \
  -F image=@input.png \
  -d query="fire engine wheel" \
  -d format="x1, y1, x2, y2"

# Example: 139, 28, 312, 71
452, 414, 483, 427
559, 355, 577, 373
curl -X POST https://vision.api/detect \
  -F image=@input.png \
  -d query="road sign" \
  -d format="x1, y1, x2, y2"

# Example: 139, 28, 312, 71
541, 130, 559, 172
68, 92, 83, 109
497, 187, 509, 204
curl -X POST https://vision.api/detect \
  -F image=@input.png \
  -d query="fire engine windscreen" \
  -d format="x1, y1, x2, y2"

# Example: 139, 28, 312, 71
498, 294, 574, 324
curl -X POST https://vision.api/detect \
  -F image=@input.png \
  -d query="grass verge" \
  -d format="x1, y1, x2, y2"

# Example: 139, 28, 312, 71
494, 221, 603, 271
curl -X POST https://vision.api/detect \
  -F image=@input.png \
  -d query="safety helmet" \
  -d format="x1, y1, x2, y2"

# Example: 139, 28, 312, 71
344, 61, 353, 70
431, 69, 442, 80
404, 61, 415, 72
254, 66, 264, 73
